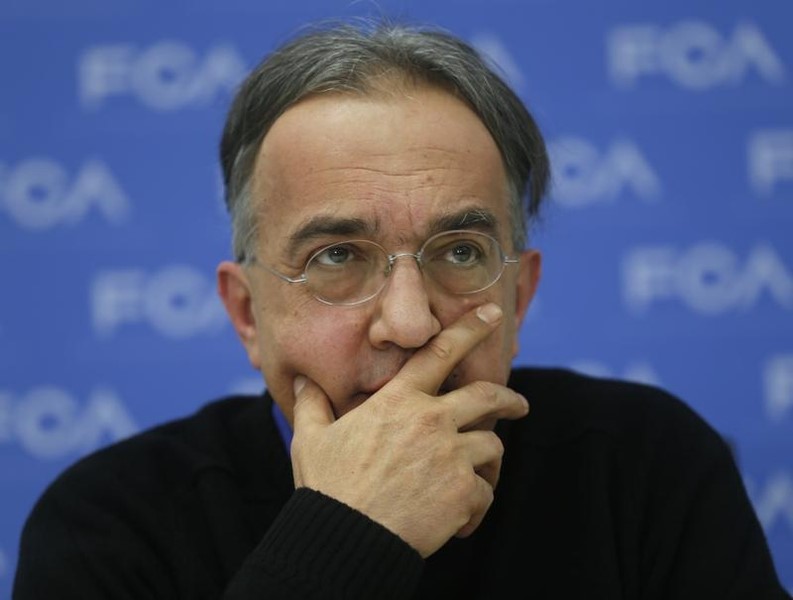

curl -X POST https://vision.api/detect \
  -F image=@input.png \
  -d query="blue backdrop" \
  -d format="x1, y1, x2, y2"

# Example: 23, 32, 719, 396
1, 0, 791, 595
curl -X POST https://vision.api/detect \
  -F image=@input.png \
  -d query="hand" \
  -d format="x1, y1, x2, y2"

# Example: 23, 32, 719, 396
290, 302, 530, 558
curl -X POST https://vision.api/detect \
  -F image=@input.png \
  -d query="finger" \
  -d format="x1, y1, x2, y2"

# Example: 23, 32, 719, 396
397, 303, 503, 394
461, 430, 504, 490
442, 381, 529, 430
455, 475, 494, 539
292, 375, 336, 434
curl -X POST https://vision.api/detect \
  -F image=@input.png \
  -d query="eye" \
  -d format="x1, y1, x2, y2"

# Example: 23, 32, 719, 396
442, 242, 482, 265
313, 244, 355, 266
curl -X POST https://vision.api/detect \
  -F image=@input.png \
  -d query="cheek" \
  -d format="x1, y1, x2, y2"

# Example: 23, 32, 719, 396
263, 309, 364, 373
256, 305, 369, 407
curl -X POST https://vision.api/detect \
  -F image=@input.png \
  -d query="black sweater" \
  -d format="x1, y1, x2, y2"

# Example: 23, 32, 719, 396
13, 368, 790, 599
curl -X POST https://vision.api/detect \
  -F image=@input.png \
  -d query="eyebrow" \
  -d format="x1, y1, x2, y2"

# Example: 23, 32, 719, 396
287, 215, 375, 256
285, 205, 500, 256
428, 207, 499, 236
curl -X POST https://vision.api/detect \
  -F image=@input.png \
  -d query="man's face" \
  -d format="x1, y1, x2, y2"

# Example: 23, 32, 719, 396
219, 83, 540, 424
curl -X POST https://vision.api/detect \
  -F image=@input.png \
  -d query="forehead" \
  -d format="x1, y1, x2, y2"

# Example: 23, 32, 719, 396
250, 84, 512, 250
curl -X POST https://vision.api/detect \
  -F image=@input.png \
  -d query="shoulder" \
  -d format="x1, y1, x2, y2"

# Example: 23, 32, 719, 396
27, 394, 273, 518
14, 395, 281, 594
504, 366, 741, 517
506, 366, 729, 461
501, 369, 787, 596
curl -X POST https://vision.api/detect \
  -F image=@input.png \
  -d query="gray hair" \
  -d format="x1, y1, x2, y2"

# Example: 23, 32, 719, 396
220, 18, 550, 261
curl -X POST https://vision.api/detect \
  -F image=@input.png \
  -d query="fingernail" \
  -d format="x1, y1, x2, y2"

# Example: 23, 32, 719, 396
520, 394, 530, 414
477, 303, 502, 324
293, 375, 307, 396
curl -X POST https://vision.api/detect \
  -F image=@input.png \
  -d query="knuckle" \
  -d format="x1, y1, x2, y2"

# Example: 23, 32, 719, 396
456, 468, 479, 497
415, 405, 446, 432
486, 431, 505, 457
470, 381, 500, 406
468, 476, 494, 515
480, 477, 495, 503
426, 336, 454, 361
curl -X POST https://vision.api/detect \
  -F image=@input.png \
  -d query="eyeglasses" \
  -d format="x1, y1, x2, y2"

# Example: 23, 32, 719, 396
245, 229, 519, 306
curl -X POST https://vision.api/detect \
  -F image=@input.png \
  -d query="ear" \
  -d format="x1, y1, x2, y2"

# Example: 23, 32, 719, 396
217, 261, 261, 369
511, 249, 542, 357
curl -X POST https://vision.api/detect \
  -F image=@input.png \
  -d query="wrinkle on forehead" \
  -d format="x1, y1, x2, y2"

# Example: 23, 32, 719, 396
305, 146, 477, 179
252, 82, 511, 255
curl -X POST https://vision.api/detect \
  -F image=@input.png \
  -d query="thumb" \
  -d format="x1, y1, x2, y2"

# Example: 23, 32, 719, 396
292, 375, 335, 434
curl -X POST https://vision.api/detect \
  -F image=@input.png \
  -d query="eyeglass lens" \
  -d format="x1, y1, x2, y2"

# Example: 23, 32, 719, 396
305, 231, 506, 305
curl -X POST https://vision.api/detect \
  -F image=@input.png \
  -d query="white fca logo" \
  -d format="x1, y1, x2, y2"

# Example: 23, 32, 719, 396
547, 137, 661, 207
764, 355, 793, 422
91, 265, 227, 339
749, 130, 793, 196
79, 42, 248, 110
0, 387, 137, 460
622, 242, 793, 315
607, 21, 786, 90
747, 472, 793, 536
0, 159, 130, 230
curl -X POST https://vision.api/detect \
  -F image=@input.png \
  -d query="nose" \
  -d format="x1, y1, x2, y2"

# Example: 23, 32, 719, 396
368, 254, 442, 350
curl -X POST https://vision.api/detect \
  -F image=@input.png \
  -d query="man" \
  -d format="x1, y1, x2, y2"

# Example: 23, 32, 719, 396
14, 18, 789, 599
